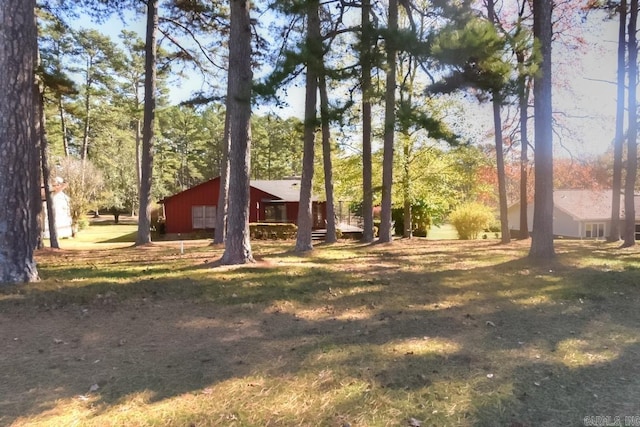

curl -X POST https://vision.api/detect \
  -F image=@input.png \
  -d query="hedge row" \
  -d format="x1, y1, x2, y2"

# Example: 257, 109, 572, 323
250, 223, 298, 240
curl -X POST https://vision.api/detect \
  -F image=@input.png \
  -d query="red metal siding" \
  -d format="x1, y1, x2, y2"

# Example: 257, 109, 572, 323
286, 202, 299, 224
163, 178, 220, 234
250, 187, 280, 222
162, 177, 329, 234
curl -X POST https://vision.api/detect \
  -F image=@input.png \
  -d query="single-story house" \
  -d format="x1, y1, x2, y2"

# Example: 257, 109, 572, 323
42, 177, 73, 239
507, 189, 640, 240
159, 176, 327, 234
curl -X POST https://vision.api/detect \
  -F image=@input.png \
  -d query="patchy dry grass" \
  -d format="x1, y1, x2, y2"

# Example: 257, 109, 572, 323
2, 225, 640, 426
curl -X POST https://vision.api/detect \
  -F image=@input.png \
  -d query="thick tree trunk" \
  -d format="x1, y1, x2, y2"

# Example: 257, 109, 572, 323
610, 0, 626, 242
378, 0, 398, 244
213, 111, 230, 244
319, 73, 337, 243
623, 0, 638, 248
0, 0, 40, 283
136, 0, 158, 246
529, 0, 555, 259
492, 97, 510, 243
220, 0, 254, 264
295, 0, 321, 253
361, 0, 374, 243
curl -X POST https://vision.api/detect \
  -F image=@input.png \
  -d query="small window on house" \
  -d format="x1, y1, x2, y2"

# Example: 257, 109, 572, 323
264, 204, 287, 222
192, 205, 216, 229
585, 223, 604, 239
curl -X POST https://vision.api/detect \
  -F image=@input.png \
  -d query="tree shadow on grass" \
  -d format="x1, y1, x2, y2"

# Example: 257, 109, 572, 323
98, 231, 138, 243
471, 342, 640, 426
2, 241, 640, 424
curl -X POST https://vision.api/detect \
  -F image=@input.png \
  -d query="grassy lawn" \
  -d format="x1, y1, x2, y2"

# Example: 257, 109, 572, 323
427, 223, 459, 240
2, 222, 640, 426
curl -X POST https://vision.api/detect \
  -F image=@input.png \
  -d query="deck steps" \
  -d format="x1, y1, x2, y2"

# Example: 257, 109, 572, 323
311, 229, 327, 241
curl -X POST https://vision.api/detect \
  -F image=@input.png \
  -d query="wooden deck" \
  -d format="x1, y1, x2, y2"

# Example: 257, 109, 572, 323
312, 223, 364, 241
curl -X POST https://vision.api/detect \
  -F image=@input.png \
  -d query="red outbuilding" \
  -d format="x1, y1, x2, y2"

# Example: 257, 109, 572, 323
159, 177, 326, 234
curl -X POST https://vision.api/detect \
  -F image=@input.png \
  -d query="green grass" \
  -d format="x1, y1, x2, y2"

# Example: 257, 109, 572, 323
427, 223, 502, 240
4, 226, 640, 426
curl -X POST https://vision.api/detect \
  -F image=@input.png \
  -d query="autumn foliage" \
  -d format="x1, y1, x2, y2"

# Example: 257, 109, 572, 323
476, 148, 611, 207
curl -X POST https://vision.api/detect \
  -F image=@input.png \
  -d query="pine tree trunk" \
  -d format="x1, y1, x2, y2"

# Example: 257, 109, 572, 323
361, 0, 374, 243
39, 85, 59, 249
529, 0, 555, 260
81, 61, 91, 161
0, 0, 40, 283
58, 96, 70, 157
295, 0, 321, 252
136, 0, 158, 246
403, 200, 411, 238
378, 0, 398, 244
220, 0, 254, 264
492, 98, 510, 243
518, 70, 530, 239
486, 0, 510, 244
214, 111, 230, 244
610, 0, 626, 243
135, 118, 142, 192
623, 0, 638, 248
487, 0, 511, 243
402, 135, 412, 238
319, 73, 337, 243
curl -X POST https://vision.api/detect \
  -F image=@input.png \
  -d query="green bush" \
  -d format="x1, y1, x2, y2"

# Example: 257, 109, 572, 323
412, 202, 432, 237
392, 203, 433, 237
448, 203, 495, 240
391, 209, 404, 236
250, 223, 297, 240
77, 216, 90, 231
485, 221, 501, 233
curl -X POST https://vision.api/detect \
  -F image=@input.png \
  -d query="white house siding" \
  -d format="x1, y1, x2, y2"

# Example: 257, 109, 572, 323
43, 191, 73, 239
507, 202, 610, 239
507, 202, 534, 234
553, 209, 580, 237
507, 190, 640, 240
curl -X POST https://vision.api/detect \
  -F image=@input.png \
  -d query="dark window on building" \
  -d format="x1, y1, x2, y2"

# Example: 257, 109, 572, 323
264, 204, 287, 222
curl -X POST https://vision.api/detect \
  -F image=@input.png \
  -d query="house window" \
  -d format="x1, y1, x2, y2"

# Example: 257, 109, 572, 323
585, 223, 604, 239
192, 205, 216, 229
264, 203, 287, 222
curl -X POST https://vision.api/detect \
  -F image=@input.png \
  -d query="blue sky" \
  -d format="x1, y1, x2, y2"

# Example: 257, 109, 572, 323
73, 8, 620, 158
